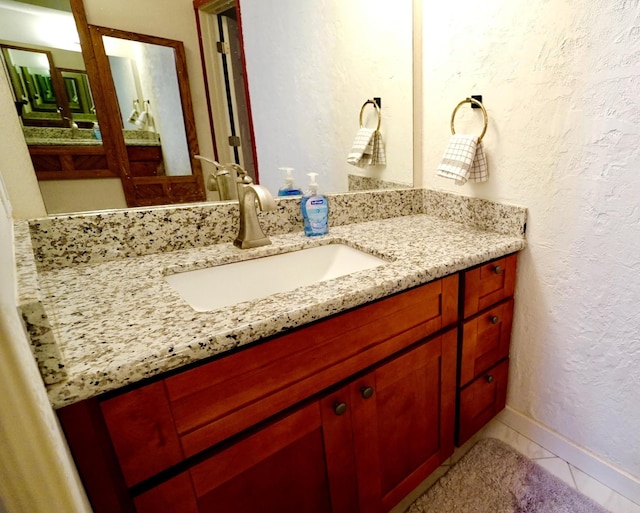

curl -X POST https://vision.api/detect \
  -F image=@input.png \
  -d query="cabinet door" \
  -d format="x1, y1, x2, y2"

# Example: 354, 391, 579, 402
321, 330, 458, 513
188, 402, 333, 513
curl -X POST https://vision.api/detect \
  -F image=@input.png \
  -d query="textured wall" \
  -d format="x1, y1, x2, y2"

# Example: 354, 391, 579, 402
422, 0, 640, 479
241, 0, 413, 195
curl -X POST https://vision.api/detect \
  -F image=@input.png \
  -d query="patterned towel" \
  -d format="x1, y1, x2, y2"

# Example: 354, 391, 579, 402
347, 128, 386, 167
437, 135, 489, 185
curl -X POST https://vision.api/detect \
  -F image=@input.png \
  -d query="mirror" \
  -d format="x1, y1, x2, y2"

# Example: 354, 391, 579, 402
1, 46, 63, 124
87, 24, 206, 207
197, 0, 414, 197
60, 69, 96, 120
1, 44, 98, 128
1, 0, 417, 214
100, 33, 190, 176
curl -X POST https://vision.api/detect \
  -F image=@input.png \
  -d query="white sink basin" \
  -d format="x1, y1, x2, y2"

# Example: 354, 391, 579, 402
165, 244, 387, 312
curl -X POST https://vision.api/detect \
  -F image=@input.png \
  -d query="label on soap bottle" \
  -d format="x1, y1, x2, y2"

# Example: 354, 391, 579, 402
303, 196, 328, 236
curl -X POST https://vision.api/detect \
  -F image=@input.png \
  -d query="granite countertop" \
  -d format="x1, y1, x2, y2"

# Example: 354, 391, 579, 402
26, 138, 161, 147
23, 127, 161, 147
27, 213, 524, 409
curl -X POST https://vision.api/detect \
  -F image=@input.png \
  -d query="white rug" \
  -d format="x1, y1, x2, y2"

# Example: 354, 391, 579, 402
407, 438, 611, 513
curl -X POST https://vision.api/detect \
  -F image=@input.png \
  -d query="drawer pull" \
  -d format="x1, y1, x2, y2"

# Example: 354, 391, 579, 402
485, 375, 494, 384
334, 402, 348, 416
493, 265, 503, 274
360, 386, 374, 399
489, 315, 499, 325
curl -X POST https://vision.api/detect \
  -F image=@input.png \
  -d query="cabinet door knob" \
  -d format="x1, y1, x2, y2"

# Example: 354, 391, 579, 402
360, 386, 374, 399
334, 402, 348, 416
485, 374, 494, 384
493, 265, 503, 274
489, 315, 499, 325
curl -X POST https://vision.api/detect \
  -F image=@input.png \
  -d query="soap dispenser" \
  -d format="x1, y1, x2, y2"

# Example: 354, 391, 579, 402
301, 172, 329, 236
92, 122, 102, 141
278, 167, 303, 196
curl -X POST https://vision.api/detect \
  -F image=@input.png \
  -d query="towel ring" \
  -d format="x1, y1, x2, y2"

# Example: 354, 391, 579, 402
450, 97, 489, 142
359, 99, 382, 131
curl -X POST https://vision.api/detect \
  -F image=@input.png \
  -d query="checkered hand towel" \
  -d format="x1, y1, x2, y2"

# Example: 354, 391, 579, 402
437, 135, 489, 185
371, 130, 386, 166
347, 128, 386, 167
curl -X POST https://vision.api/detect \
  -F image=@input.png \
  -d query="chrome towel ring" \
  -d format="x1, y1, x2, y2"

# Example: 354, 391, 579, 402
450, 97, 489, 142
359, 99, 382, 131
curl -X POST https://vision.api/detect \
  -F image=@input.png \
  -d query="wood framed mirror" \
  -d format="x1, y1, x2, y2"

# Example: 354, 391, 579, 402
87, 25, 205, 207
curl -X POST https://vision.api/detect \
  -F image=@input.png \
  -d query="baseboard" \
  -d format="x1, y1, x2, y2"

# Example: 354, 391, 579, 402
498, 406, 640, 506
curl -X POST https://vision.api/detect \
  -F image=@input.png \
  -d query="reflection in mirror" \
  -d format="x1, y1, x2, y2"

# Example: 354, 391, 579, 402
236, 0, 414, 196
1, 46, 63, 123
101, 34, 190, 177
60, 69, 95, 120
197, 2, 256, 181
89, 25, 206, 207
1, 0, 416, 215
0, 0, 99, 135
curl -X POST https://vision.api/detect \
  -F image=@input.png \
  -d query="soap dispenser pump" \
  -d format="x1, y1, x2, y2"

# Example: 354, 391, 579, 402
278, 167, 302, 196
301, 172, 329, 236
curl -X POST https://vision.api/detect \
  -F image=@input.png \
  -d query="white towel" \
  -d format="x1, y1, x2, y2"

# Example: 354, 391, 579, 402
347, 128, 386, 167
437, 134, 489, 185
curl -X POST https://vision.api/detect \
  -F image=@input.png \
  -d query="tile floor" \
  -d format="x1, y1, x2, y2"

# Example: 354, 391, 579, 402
392, 418, 640, 513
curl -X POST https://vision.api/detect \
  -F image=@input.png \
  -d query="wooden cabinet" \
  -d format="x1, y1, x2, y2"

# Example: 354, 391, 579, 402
133, 330, 456, 513
59, 276, 459, 513
321, 331, 457, 513
30, 144, 164, 181
57, 254, 519, 512
126, 146, 164, 177
135, 403, 333, 513
29, 145, 117, 180
456, 254, 518, 445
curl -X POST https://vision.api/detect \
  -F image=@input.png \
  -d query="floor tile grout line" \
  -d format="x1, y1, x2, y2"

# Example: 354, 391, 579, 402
567, 461, 579, 488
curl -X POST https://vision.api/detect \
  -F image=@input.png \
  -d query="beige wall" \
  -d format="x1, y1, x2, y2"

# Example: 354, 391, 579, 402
0, 64, 46, 219
0, 71, 90, 513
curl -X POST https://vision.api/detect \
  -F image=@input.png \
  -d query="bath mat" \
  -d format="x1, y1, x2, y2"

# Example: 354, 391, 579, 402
406, 437, 610, 513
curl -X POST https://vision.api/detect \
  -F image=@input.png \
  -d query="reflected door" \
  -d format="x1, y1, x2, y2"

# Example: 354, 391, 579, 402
198, 3, 256, 181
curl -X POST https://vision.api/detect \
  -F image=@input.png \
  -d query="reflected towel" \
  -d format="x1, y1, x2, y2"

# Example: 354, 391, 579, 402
347, 128, 386, 167
437, 134, 489, 185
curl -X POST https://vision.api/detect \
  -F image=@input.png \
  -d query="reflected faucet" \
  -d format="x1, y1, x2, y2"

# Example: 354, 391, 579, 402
194, 155, 239, 201
63, 117, 79, 138
234, 178, 276, 249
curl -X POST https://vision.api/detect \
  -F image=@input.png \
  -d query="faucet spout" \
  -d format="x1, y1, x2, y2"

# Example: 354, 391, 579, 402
234, 183, 276, 249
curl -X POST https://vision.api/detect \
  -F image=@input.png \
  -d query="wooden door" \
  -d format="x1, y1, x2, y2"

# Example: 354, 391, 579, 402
364, 329, 457, 511
135, 402, 334, 513
320, 330, 458, 513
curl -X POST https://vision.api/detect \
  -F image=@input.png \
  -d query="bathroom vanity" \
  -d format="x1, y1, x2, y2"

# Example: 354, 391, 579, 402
15, 188, 526, 513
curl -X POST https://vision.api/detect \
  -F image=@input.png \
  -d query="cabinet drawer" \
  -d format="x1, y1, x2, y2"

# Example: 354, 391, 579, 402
459, 299, 513, 387
166, 276, 458, 457
457, 359, 509, 445
463, 253, 517, 318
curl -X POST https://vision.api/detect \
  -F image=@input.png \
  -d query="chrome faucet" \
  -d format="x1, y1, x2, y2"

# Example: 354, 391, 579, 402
234, 178, 276, 249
